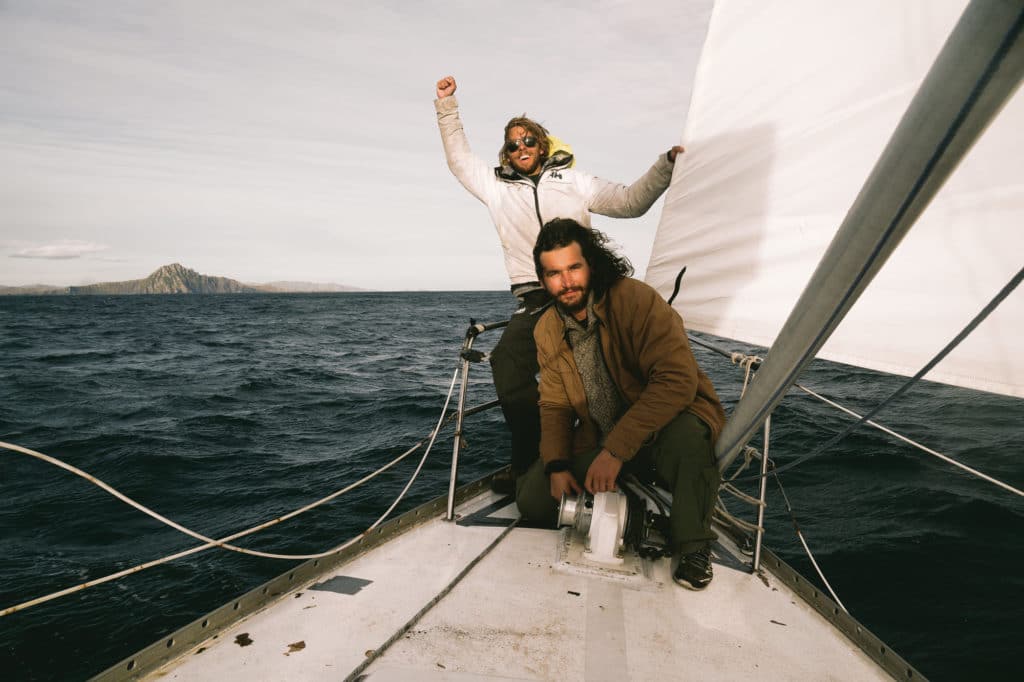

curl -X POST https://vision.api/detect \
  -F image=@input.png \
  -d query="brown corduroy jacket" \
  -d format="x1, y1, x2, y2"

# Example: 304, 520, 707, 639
535, 277, 726, 464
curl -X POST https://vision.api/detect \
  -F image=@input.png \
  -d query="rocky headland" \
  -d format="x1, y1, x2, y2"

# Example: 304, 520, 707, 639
0, 264, 362, 295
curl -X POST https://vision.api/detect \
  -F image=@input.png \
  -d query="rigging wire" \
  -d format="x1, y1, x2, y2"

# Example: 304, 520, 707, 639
768, 461, 848, 613
708, 318, 1024, 614
696, 270, 1021, 630
0, 367, 464, 617
686, 332, 746, 362
735, 266, 1024, 488
794, 383, 1022, 498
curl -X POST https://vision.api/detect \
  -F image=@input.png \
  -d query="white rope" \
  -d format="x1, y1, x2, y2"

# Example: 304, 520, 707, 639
0, 439, 420, 560
713, 502, 762, 534
720, 353, 762, 483
338, 366, 461, 542
721, 482, 766, 508
718, 356, 769, 535
1, 438, 400, 617
0, 367, 462, 616
730, 352, 763, 398
795, 383, 1023, 498
725, 446, 761, 482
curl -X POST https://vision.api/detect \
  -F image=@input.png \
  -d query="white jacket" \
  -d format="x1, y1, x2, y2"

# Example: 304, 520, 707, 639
435, 96, 675, 286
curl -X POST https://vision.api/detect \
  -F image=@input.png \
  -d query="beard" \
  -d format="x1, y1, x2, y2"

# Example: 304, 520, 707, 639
554, 286, 589, 317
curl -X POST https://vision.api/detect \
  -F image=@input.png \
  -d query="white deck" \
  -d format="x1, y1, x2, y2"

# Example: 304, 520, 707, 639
146, 490, 894, 681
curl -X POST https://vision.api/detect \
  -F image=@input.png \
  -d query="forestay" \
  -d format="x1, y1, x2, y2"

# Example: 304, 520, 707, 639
646, 0, 1023, 398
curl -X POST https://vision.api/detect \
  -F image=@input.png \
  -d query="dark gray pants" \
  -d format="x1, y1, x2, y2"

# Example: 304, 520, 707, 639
489, 288, 550, 475
515, 411, 720, 555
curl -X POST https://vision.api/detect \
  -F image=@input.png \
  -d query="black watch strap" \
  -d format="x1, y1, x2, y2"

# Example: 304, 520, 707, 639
543, 459, 571, 475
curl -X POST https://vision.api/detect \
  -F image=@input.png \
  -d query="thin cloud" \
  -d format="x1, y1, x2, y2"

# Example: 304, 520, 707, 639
11, 240, 109, 260
0, 0, 709, 288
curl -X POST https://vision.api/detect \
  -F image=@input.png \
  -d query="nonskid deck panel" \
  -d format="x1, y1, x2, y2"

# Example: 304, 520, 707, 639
93, 473, 922, 681
90, 474, 502, 681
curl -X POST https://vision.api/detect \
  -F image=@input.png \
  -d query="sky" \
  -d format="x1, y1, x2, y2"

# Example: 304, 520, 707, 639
1, 0, 712, 290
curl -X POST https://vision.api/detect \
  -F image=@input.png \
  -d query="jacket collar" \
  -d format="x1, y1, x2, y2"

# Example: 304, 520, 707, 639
495, 150, 574, 181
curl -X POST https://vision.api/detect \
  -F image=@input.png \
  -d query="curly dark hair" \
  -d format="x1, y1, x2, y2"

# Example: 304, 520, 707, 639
499, 114, 550, 167
533, 218, 633, 297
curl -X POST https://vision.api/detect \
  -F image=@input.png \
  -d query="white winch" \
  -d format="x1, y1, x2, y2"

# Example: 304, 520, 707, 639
557, 491, 629, 565
556, 477, 673, 567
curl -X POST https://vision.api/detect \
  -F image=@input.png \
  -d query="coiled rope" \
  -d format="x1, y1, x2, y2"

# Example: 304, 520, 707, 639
1, 367, 463, 617
731, 351, 763, 396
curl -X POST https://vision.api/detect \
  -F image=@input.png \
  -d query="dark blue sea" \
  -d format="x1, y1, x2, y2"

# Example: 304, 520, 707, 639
0, 293, 1020, 680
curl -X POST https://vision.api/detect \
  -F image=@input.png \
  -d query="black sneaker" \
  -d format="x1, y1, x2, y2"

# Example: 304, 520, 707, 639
673, 548, 713, 590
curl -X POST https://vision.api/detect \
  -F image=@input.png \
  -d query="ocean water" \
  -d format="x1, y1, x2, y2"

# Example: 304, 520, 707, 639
0, 292, 1020, 681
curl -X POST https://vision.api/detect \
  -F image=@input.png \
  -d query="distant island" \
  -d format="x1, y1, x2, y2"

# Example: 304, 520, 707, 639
0, 263, 364, 296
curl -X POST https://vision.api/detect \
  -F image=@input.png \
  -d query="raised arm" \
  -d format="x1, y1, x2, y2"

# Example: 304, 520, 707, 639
434, 75, 496, 203
436, 75, 457, 99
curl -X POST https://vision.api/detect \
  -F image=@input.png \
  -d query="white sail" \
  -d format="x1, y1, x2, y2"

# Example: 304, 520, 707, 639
646, 0, 1023, 399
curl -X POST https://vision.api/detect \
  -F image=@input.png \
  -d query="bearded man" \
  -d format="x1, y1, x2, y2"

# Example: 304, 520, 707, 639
518, 218, 725, 590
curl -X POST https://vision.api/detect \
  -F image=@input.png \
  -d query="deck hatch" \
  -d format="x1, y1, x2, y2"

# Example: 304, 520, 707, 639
310, 575, 373, 595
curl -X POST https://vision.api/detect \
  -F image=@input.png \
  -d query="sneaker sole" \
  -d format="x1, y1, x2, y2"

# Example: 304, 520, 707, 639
673, 576, 711, 591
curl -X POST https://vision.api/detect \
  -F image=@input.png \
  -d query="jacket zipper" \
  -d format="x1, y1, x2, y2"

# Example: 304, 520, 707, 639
504, 174, 545, 228
532, 177, 544, 228
505, 154, 571, 228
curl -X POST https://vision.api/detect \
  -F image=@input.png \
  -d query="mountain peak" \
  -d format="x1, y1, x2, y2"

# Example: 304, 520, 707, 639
151, 263, 190, 276
139, 263, 251, 294
59, 263, 259, 295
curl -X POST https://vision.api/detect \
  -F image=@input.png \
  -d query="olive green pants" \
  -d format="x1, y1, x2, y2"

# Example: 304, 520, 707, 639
515, 411, 720, 556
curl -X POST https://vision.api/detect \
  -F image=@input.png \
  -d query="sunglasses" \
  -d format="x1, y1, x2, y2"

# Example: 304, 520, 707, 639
505, 136, 538, 154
